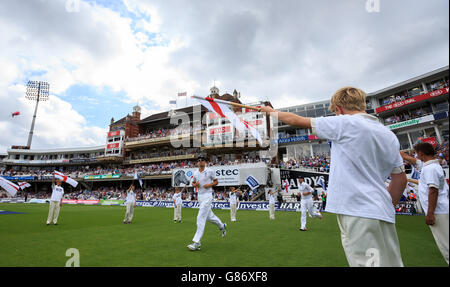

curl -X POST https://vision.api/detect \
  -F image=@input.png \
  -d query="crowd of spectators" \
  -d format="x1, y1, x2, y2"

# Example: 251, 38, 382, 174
280, 155, 330, 172
125, 125, 203, 143
384, 106, 433, 125
379, 79, 448, 106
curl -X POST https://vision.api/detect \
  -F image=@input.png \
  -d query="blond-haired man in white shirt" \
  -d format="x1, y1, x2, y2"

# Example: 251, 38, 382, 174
46, 177, 64, 226
261, 87, 407, 267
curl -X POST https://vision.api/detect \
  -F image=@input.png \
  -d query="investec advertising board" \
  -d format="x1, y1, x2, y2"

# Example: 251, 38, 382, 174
172, 163, 268, 187
172, 166, 240, 186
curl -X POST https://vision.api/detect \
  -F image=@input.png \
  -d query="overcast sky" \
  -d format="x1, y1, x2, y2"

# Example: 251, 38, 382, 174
0, 0, 448, 152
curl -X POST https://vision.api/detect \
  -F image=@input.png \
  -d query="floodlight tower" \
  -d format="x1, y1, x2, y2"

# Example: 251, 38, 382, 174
25, 81, 49, 148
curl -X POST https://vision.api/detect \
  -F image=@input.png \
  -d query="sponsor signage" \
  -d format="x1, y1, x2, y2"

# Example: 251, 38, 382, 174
100, 199, 125, 205
108, 131, 121, 137
280, 169, 328, 190
209, 126, 231, 135
29, 199, 50, 204
376, 87, 449, 113
422, 137, 437, 147
395, 202, 418, 215
83, 174, 122, 180
135, 199, 414, 215
434, 111, 448, 121
69, 158, 95, 163
106, 143, 120, 149
387, 114, 434, 130
62, 199, 100, 205
278, 135, 319, 144
173, 166, 240, 187
1, 176, 34, 181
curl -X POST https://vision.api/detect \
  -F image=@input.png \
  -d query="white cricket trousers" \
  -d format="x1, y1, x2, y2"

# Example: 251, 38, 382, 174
124, 203, 134, 223
192, 196, 224, 244
46, 201, 61, 224
269, 203, 275, 219
429, 214, 449, 264
337, 214, 404, 267
230, 204, 237, 221
300, 199, 321, 229
174, 204, 182, 221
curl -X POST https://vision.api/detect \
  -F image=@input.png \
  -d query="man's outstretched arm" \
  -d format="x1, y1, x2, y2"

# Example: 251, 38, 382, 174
260, 106, 312, 128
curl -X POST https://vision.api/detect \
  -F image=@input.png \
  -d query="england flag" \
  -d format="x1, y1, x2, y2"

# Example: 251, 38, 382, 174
195, 96, 263, 145
53, 171, 78, 188
0, 177, 20, 197
18, 182, 31, 190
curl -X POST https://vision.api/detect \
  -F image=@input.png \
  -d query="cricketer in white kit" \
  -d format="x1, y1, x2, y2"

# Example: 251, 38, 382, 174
298, 178, 323, 231
123, 185, 136, 224
187, 157, 226, 251
229, 187, 241, 222
46, 178, 64, 225
173, 186, 185, 223
268, 189, 277, 220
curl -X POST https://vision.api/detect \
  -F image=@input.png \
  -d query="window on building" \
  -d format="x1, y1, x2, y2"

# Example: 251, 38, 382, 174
397, 133, 410, 150
435, 101, 449, 112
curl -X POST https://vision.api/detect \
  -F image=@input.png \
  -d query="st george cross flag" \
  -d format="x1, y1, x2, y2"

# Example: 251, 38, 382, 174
134, 171, 143, 188
246, 175, 260, 191
18, 182, 31, 190
53, 171, 78, 188
194, 96, 263, 145
282, 179, 290, 193
0, 177, 20, 197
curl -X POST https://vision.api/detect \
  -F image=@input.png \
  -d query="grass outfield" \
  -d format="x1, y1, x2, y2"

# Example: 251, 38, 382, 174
0, 203, 447, 267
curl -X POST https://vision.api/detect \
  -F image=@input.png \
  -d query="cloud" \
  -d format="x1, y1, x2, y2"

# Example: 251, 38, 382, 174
0, 0, 448, 153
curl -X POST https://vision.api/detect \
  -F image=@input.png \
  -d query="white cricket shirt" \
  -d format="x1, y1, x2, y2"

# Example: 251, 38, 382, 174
126, 191, 136, 204
173, 192, 182, 205
229, 192, 237, 205
311, 113, 404, 223
298, 182, 314, 200
51, 185, 64, 202
268, 193, 276, 205
417, 159, 449, 215
192, 168, 217, 201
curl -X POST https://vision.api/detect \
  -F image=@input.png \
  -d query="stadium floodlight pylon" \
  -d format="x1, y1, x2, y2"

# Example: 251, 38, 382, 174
25, 81, 49, 148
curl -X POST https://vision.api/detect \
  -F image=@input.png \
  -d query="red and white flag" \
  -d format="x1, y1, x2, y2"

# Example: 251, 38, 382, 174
194, 96, 263, 145
18, 182, 31, 190
178, 92, 187, 97
282, 179, 290, 193
54, 171, 78, 188
0, 177, 20, 197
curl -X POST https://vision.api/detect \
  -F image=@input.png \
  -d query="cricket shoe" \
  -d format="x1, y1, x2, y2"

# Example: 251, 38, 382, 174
221, 223, 227, 238
299, 228, 308, 231
187, 242, 201, 251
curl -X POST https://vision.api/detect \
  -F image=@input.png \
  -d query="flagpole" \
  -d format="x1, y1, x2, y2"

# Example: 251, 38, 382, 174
191, 95, 262, 111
